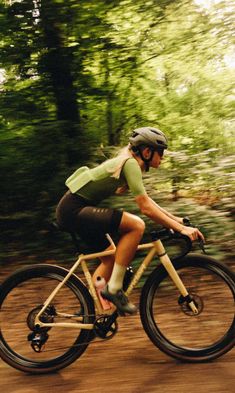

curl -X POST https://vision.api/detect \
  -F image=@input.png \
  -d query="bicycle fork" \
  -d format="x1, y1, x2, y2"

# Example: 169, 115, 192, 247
154, 239, 199, 314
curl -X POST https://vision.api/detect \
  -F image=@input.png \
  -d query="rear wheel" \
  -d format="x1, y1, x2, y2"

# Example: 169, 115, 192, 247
0, 264, 95, 373
140, 255, 235, 362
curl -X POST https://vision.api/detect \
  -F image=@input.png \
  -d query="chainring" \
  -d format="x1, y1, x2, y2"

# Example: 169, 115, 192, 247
94, 315, 118, 339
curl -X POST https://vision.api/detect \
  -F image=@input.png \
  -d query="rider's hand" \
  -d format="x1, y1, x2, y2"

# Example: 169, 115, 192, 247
180, 226, 205, 243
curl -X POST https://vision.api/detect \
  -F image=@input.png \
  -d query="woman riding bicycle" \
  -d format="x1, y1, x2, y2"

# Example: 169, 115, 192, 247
56, 126, 204, 315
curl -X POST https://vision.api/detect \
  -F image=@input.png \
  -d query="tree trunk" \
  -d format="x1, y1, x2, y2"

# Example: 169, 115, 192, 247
40, 0, 80, 137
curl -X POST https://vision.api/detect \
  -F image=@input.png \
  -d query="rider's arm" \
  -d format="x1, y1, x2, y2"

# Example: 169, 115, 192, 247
135, 194, 205, 242
122, 159, 204, 242
148, 197, 183, 224
135, 194, 183, 232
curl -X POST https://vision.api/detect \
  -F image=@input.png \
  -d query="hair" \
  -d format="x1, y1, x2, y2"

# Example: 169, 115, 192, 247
105, 144, 135, 178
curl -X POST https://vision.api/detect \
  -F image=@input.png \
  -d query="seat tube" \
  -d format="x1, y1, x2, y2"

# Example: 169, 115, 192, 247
81, 259, 103, 314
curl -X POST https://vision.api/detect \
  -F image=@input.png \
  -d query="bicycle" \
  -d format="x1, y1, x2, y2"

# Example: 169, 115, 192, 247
0, 219, 234, 374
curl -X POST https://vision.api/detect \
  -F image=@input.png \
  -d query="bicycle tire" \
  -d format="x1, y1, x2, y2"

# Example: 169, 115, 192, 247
0, 264, 95, 374
140, 254, 235, 362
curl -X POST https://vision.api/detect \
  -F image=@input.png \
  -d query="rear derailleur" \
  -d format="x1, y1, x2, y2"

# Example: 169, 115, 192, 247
27, 305, 56, 352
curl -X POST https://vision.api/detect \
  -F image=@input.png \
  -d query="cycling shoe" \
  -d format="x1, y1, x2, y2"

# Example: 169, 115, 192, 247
101, 285, 137, 316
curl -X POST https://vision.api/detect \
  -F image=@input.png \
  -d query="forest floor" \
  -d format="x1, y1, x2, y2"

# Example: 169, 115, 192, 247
0, 259, 234, 393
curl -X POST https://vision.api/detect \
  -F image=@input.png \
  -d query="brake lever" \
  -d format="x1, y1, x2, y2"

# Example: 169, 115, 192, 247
198, 239, 207, 254
183, 217, 191, 226
183, 217, 207, 254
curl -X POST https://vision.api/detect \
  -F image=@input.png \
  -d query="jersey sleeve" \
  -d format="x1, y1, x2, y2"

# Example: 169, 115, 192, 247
122, 158, 146, 197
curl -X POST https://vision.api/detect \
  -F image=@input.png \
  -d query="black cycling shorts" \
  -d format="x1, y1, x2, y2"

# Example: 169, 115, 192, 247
56, 191, 123, 251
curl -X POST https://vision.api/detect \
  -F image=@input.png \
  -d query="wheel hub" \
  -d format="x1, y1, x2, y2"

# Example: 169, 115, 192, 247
27, 305, 56, 331
178, 293, 204, 316
27, 305, 56, 352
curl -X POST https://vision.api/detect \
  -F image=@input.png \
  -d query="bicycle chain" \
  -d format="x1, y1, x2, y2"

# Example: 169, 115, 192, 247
29, 313, 116, 353
34, 335, 110, 353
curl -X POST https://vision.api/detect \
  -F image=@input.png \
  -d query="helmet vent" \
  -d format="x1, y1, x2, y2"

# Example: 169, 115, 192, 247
132, 132, 139, 138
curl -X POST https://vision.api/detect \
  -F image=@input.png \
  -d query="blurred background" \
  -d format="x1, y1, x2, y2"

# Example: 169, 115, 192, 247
0, 0, 234, 266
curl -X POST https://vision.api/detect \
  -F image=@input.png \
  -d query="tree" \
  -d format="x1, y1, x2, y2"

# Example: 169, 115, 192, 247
0, 0, 234, 215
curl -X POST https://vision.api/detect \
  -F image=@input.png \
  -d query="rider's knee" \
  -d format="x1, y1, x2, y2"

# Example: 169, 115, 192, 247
134, 216, 145, 236
120, 212, 145, 236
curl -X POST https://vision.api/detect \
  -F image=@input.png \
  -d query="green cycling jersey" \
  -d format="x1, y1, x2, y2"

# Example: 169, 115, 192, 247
66, 157, 146, 204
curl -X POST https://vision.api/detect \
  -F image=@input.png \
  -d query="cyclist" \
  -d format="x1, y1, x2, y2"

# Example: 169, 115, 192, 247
56, 126, 204, 315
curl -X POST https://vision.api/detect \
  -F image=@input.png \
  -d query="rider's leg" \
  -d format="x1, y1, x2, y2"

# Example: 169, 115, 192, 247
93, 212, 145, 285
92, 211, 145, 314
101, 213, 145, 315
93, 245, 115, 283
107, 211, 145, 293
101, 212, 145, 314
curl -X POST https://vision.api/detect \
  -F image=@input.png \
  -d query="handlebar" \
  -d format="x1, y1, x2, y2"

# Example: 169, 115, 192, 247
182, 216, 206, 253
150, 217, 206, 256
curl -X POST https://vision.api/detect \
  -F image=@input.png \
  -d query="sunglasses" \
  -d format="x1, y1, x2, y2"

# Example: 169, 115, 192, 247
156, 148, 165, 158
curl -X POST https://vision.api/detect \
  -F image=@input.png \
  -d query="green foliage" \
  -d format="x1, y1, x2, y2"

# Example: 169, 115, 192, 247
0, 0, 234, 262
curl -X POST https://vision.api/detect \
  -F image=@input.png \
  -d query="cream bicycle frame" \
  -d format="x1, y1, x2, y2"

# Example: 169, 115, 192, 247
35, 234, 198, 330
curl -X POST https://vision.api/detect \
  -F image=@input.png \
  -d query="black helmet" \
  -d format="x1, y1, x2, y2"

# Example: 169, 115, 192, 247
129, 127, 168, 171
129, 127, 168, 150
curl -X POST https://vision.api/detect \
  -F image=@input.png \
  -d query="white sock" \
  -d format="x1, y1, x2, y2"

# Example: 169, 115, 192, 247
108, 263, 126, 294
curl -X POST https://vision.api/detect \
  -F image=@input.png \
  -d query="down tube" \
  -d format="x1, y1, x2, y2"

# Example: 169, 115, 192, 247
125, 247, 157, 297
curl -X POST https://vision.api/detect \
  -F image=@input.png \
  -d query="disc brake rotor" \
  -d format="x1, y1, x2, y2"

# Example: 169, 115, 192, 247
178, 293, 204, 316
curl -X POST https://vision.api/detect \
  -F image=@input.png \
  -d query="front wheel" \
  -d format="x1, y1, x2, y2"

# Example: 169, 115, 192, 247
0, 264, 95, 373
140, 254, 235, 362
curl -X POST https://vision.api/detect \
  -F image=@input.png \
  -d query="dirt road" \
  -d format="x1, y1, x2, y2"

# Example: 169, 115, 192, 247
0, 313, 234, 393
